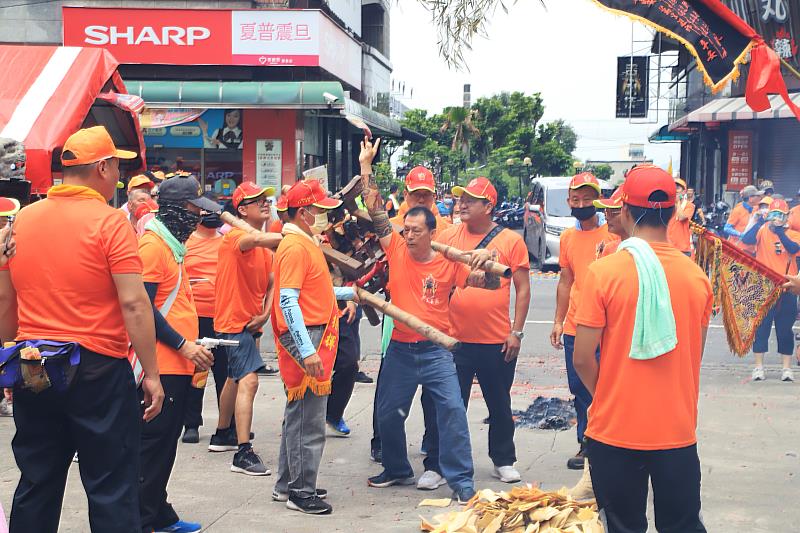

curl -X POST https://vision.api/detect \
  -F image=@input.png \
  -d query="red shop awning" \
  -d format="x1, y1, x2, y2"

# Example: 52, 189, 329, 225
0, 45, 145, 193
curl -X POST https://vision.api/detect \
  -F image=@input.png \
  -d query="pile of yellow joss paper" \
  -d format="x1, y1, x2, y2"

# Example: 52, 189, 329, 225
419, 485, 603, 533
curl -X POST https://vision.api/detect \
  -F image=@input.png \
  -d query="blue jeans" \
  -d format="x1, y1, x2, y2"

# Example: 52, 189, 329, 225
563, 334, 598, 444
753, 292, 797, 356
377, 341, 474, 492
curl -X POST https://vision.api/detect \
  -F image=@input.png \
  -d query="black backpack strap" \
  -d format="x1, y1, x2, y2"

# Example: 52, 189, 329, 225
475, 224, 505, 250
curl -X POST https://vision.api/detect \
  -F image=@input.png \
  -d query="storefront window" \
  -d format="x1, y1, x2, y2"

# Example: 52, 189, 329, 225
205, 149, 243, 199
146, 148, 202, 176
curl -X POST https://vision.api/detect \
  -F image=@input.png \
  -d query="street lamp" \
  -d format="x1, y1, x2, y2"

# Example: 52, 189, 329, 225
573, 161, 583, 174
523, 157, 532, 198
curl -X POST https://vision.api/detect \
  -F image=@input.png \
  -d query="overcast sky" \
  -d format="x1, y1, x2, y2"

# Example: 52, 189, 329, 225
388, 0, 681, 171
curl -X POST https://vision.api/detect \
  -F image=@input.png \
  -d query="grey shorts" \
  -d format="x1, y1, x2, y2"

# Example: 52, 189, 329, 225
217, 330, 263, 381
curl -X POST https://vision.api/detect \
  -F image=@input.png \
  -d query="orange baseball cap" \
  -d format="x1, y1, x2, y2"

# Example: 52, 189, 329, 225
675, 178, 688, 190
60, 126, 137, 167
593, 187, 624, 209
621, 165, 676, 208
286, 180, 342, 209
569, 172, 601, 194
452, 177, 498, 206
0, 197, 20, 216
405, 166, 436, 192
768, 198, 790, 214
275, 196, 288, 212
232, 181, 275, 209
128, 174, 155, 191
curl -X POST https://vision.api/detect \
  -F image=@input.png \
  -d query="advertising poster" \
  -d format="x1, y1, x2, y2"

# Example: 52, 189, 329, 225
616, 56, 649, 119
143, 109, 243, 149
256, 139, 283, 191
726, 130, 753, 192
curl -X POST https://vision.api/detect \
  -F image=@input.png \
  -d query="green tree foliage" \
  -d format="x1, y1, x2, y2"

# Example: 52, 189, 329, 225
586, 164, 614, 181
399, 92, 577, 200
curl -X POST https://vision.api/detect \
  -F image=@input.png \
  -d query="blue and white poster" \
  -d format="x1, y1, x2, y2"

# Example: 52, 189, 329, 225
143, 109, 243, 149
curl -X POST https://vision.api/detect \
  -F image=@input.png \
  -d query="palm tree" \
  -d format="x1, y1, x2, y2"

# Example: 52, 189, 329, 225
440, 106, 480, 158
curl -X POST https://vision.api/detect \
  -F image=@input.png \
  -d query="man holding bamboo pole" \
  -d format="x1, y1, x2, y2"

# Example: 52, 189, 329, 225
359, 136, 498, 504
433, 176, 531, 484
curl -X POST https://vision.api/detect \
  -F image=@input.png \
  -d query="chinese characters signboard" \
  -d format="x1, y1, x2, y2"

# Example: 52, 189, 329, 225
256, 139, 282, 191
616, 56, 650, 118
727, 130, 753, 191
726, 0, 798, 69
63, 7, 362, 88
594, 0, 754, 89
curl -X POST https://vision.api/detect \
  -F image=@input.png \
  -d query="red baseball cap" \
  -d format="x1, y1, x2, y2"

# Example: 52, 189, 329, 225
621, 165, 676, 208
593, 187, 624, 209
232, 182, 275, 209
768, 198, 790, 214
275, 196, 288, 212
405, 166, 435, 192
569, 172, 601, 194
452, 177, 498, 206
0, 197, 20, 216
286, 180, 342, 209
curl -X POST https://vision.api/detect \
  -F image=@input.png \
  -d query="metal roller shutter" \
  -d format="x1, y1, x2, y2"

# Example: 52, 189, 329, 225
765, 119, 800, 198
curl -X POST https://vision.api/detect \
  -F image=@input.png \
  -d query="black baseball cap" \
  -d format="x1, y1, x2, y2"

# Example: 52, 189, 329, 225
158, 174, 220, 212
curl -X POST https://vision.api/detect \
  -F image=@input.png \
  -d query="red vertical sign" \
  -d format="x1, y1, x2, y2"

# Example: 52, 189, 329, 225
727, 130, 753, 192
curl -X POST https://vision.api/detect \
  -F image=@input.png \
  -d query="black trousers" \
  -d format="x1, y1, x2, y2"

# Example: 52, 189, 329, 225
183, 316, 228, 429
327, 309, 361, 422
586, 438, 707, 533
10, 350, 141, 533
454, 343, 517, 466
139, 375, 191, 532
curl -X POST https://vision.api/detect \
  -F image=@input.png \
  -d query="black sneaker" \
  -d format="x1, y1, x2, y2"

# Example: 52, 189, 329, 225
231, 447, 271, 476
567, 447, 585, 470
181, 427, 199, 444
208, 428, 238, 452
367, 471, 415, 488
286, 494, 332, 515
453, 487, 477, 505
257, 365, 280, 376
355, 371, 374, 384
272, 488, 328, 502
370, 448, 382, 464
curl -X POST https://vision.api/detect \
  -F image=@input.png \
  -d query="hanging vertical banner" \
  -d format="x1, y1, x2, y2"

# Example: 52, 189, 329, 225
726, 129, 753, 191
615, 56, 650, 118
592, 0, 754, 90
256, 139, 282, 191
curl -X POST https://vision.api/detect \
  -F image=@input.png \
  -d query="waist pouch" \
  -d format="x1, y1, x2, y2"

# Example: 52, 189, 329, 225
0, 340, 81, 391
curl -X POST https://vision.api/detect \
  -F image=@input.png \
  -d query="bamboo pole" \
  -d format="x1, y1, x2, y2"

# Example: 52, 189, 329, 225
430, 241, 512, 278
355, 287, 461, 352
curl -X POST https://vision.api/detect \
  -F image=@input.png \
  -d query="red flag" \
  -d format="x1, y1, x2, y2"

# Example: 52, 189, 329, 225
746, 40, 800, 122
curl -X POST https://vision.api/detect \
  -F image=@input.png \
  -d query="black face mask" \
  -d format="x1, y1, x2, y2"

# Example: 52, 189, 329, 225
157, 202, 200, 243
571, 206, 597, 221
200, 212, 222, 229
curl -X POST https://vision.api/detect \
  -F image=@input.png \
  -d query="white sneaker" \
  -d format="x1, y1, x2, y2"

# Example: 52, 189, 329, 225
781, 368, 794, 382
493, 465, 521, 483
752, 367, 766, 381
416, 470, 446, 490
0, 398, 11, 417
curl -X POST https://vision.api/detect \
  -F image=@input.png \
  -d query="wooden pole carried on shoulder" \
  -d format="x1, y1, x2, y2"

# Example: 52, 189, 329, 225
430, 241, 512, 278
355, 287, 460, 352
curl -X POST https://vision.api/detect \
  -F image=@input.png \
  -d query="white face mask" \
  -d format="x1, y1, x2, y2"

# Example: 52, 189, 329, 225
307, 211, 328, 233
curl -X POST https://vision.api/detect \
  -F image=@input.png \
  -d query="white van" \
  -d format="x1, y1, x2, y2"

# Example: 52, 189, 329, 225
523, 176, 614, 269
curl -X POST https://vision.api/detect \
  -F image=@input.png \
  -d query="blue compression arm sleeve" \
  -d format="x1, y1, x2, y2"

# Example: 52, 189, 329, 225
279, 288, 316, 359
775, 226, 800, 255
334, 286, 356, 301
724, 223, 741, 238
741, 219, 764, 245
144, 282, 185, 351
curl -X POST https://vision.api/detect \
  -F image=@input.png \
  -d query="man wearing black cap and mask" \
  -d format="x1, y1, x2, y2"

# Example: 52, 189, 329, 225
181, 192, 226, 444
137, 174, 219, 533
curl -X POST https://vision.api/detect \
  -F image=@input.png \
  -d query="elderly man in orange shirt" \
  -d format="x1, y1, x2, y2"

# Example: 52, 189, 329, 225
724, 185, 762, 253
667, 178, 695, 256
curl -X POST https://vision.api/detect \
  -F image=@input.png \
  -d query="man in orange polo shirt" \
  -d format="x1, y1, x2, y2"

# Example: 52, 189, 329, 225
667, 178, 695, 256
182, 193, 225, 444
138, 174, 217, 533
574, 165, 712, 532
390, 166, 450, 235
1, 126, 163, 533
209, 182, 281, 477
359, 136, 497, 504
724, 185, 762, 254
272, 179, 357, 515
433, 177, 530, 485
742, 198, 800, 382
550, 172, 609, 470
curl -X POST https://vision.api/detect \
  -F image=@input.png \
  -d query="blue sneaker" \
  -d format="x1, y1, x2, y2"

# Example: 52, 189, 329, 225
326, 418, 351, 437
155, 520, 202, 533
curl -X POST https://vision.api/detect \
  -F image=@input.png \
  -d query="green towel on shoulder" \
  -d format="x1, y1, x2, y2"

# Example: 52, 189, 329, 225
381, 315, 394, 358
618, 237, 677, 360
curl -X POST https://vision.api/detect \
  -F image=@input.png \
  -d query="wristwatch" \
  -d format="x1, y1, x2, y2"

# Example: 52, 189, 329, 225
511, 330, 525, 340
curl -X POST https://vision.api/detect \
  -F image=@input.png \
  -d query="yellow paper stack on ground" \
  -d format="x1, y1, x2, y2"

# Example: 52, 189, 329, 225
419, 485, 604, 533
